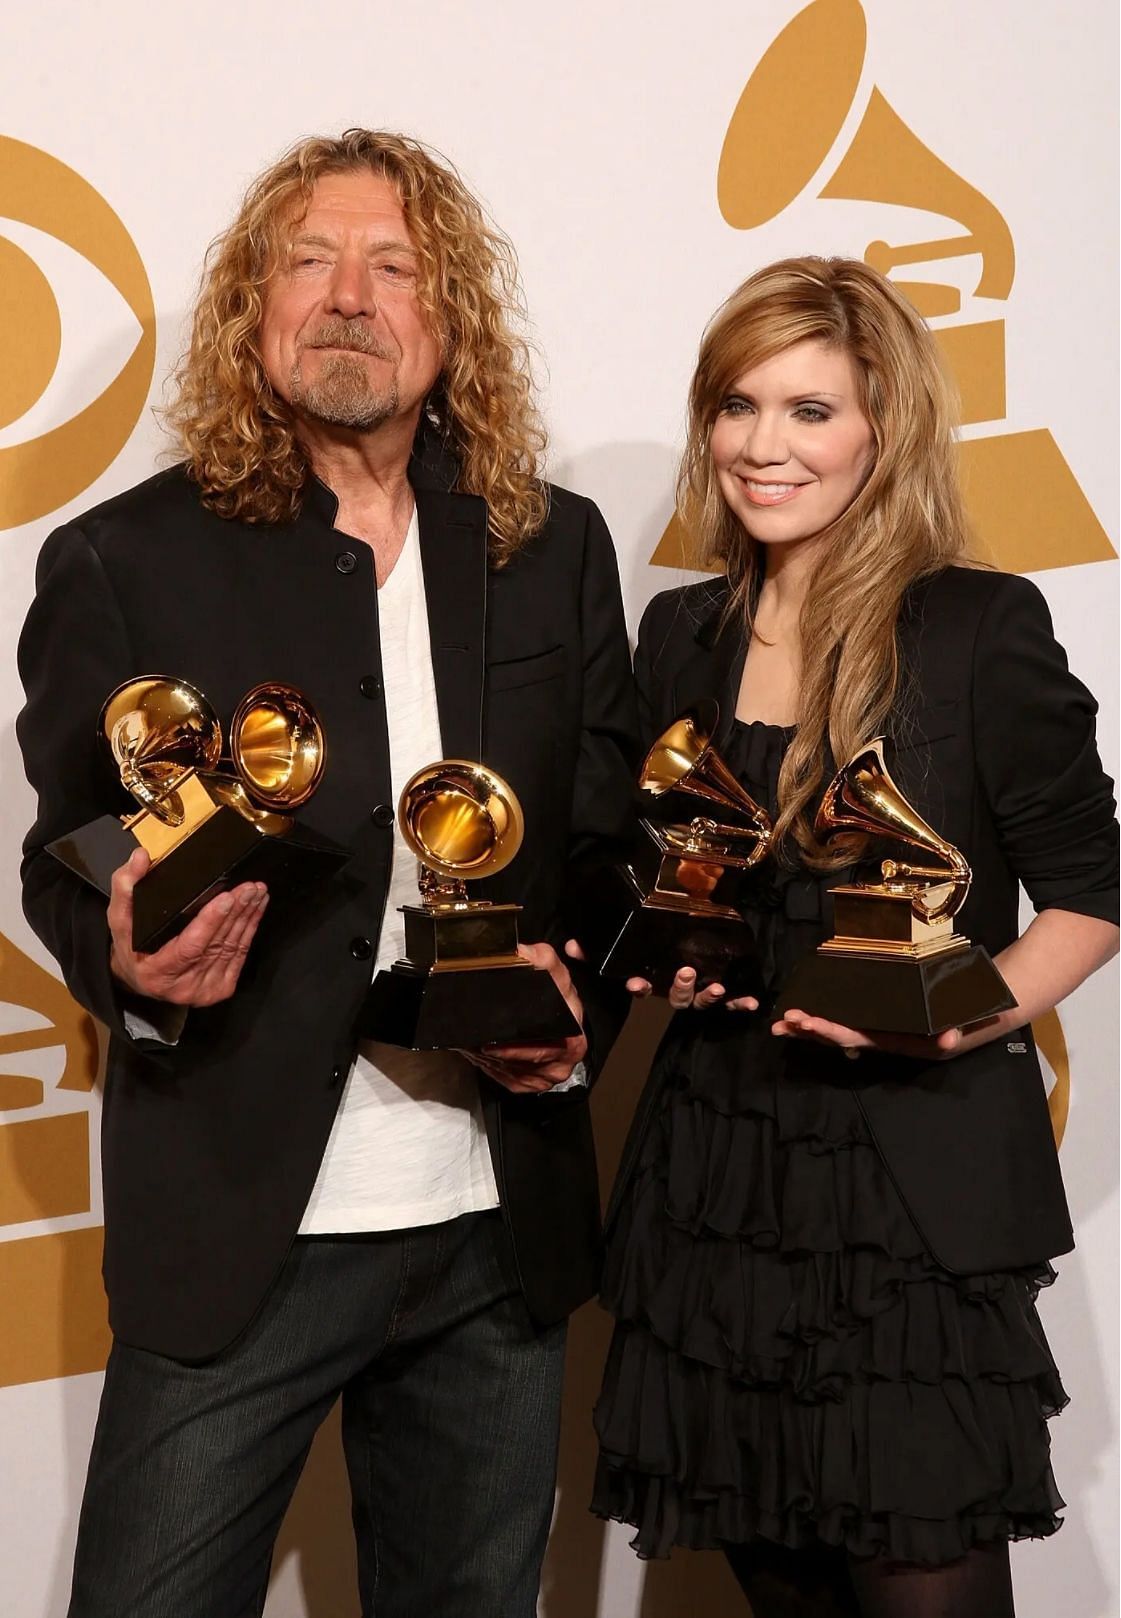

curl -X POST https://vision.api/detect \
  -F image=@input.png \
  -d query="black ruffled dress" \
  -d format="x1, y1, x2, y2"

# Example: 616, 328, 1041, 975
592, 720, 1067, 1566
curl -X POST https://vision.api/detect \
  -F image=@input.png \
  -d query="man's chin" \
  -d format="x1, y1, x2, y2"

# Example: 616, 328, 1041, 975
291, 385, 400, 433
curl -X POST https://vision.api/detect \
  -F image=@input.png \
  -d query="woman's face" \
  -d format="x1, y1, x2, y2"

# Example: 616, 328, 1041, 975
709, 339, 875, 552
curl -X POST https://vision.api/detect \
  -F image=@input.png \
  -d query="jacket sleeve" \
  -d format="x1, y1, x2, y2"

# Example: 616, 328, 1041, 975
971, 573, 1119, 923
561, 500, 641, 1081
16, 523, 170, 1045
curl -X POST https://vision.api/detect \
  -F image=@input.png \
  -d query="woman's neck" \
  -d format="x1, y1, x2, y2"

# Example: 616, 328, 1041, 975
753, 534, 822, 632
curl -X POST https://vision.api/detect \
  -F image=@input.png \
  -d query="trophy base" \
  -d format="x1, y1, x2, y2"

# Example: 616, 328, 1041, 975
47, 810, 349, 952
361, 962, 582, 1051
583, 864, 762, 998
773, 942, 1017, 1036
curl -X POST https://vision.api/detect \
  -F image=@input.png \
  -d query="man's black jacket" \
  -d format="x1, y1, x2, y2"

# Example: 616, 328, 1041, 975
17, 454, 638, 1360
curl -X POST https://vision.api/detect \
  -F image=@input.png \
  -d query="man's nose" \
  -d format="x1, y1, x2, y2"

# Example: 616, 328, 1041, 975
325, 255, 377, 319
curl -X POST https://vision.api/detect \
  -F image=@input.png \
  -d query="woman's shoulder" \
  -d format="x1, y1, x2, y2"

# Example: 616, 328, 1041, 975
637, 575, 730, 644
906, 563, 1047, 620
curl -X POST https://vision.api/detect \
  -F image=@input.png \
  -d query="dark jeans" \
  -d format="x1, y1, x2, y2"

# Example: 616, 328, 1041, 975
68, 1210, 566, 1618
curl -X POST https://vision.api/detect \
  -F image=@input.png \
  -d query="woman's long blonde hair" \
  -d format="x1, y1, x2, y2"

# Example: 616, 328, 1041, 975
678, 256, 974, 864
165, 130, 547, 560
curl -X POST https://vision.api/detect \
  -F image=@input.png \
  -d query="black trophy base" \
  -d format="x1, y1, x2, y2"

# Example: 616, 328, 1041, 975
582, 864, 761, 998
773, 943, 1017, 1036
47, 810, 349, 952
362, 963, 582, 1052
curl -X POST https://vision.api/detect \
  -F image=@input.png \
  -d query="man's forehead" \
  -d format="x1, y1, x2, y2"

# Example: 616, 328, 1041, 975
282, 171, 407, 234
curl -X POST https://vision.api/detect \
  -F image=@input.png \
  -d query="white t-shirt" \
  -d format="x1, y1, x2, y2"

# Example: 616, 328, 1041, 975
299, 509, 500, 1233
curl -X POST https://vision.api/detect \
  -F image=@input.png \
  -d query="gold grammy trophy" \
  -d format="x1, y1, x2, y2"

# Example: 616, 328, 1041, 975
774, 739, 1016, 1035
47, 676, 348, 951
362, 760, 582, 1050
584, 701, 772, 996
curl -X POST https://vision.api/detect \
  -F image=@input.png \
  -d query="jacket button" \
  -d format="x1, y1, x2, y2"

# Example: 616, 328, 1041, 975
359, 674, 382, 699
371, 803, 394, 829
335, 551, 357, 574
349, 936, 372, 960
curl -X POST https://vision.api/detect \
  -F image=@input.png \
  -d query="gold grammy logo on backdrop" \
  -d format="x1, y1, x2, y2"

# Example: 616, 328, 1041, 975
0, 137, 156, 530
0, 932, 109, 1386
652, 0, 1117, 577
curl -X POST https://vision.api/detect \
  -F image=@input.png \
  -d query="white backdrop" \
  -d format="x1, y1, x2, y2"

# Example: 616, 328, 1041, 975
1, 3, 1116, 1614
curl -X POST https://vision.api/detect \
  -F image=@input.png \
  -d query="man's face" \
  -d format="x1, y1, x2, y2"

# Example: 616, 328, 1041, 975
259, 170, 443, 433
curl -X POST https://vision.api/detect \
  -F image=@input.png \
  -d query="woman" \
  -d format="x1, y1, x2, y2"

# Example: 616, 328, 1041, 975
589, 258, 1118, 1617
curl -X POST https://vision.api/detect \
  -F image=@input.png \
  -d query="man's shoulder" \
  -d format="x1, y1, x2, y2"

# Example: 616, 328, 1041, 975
69, 463, 198, 532
539, 480, 601, 538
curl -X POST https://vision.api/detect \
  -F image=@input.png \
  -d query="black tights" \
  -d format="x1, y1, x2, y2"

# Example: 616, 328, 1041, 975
725, 1537, 1015, 1618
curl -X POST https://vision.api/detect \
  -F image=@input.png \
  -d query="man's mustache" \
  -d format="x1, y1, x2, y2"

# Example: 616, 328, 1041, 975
303, 321, 396, 360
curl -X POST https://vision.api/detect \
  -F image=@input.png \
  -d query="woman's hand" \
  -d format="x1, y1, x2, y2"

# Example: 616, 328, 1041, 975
772, 1008, 965, 1062
563, 941, 759, 1013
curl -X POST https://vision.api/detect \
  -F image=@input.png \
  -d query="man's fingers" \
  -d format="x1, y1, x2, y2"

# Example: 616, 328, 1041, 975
518, 941, 573, 997
482, 1041, 568, 1063
725, 995, 760, 1012
173, 890, 239, 967
624, 977, 653, 997
205, 888, 269, 987
693, 982, 726, 1009
564, 938, 586, 962
106, 847, 149, 950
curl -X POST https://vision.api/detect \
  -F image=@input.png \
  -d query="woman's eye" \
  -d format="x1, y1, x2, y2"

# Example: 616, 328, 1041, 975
794, 404, 829, 423
720, 397, 751, 416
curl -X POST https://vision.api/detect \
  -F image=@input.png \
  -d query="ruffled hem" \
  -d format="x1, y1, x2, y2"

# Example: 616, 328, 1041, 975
592, 1461, 1065, 1565
595, 1025, 1069, 1564
593, 1324, 1067, 1563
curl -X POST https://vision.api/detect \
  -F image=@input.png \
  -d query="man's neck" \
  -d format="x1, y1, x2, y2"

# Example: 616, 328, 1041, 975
302, 411, 419, 586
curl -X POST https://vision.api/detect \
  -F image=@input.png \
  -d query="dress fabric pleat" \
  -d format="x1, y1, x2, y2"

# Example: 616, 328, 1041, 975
592, 720, 1066, 1565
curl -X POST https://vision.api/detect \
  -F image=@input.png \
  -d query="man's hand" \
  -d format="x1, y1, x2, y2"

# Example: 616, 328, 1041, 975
465, 942, 588, 1095
108, 848, 269, 1008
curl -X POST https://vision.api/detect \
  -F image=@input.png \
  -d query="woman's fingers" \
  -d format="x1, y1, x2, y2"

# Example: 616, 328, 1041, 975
667, 967, 698, 1009
725, 995, 760, 1012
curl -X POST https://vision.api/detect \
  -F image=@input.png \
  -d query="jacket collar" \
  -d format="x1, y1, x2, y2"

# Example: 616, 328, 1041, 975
303, 424, 488, 762
675, 577, 746, 750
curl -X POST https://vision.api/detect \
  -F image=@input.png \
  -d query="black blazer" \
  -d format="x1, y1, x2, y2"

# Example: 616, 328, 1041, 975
617, 566, 1118, 1275
17, 452, 638, 1360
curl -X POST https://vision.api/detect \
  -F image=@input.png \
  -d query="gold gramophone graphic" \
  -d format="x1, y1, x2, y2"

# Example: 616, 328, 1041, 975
652, 0, 1115, 576
0, 930, 109, 1388
583, 701, 773, 995
774, 739, 1016, 1034
47, 676, 347, 951
362, 760, 581, 1050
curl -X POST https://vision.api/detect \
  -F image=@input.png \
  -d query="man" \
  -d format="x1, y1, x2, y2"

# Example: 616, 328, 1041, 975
17, 130, 637, 1618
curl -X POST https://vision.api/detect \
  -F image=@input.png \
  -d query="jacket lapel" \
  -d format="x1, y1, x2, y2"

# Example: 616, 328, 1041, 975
414, 483, 488, 763
670, 580, 747, 747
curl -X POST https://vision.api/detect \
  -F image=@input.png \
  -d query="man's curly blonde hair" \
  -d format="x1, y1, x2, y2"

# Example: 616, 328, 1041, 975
165, 130, 548, 560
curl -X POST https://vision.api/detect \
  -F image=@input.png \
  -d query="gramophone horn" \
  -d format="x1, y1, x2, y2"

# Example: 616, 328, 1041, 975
816, 738, 970, 920
640, 701, 773, 839
230, 683, 326, 810
398, 762, 525, 883
100, 676, 222, 826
